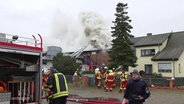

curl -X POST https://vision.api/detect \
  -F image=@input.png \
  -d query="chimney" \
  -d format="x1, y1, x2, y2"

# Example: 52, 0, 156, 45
147, 33, 152, 36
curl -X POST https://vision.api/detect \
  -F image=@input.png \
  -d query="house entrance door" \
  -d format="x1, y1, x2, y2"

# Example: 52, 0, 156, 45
145, 64, 152, 75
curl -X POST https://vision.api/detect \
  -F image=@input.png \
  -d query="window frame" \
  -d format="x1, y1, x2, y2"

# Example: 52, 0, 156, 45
158, 63, 172, 73
141, 49, 155, 56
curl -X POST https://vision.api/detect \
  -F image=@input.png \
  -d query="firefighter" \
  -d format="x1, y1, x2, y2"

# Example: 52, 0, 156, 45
103, 67, 108, 90
73, 69, 81, 77
73, 69, 81, 87
45, 68, 69, 104
119, 70, 129, 93
112, 68, 117, 88
0, 80, 7, 92
105, 70, 115, 92
42, 68, 53, 100
96, 68, 102, 88
42, 74, 49, 98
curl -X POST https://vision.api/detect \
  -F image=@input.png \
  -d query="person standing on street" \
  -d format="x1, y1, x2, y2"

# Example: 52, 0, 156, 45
96, 68, 103, 88
112, 68, 117, 88
45, 68, 69, 104
119, 70, 128, 93
122, 69, 150, 104
105, 69, 115, 92
103, 67, 108, 89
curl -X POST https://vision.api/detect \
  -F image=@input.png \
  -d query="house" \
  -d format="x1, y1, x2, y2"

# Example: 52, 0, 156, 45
44, 31, 184, 78
78, 49, 110, 70
129, 31, 184, 78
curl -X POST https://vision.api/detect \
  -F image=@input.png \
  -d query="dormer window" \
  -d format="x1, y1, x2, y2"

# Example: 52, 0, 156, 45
141, 49, 155, 56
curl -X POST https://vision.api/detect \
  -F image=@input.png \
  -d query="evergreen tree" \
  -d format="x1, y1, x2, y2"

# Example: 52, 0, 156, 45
52, 53, 80, 75
109, 2, 137, 70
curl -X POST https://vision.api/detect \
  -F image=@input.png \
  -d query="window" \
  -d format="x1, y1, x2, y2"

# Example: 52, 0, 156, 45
158, 63, 172, 72
91, 52, 96, 55
145, 64, 152, 75
179, 63, 181, 73
141, 49, 155, 56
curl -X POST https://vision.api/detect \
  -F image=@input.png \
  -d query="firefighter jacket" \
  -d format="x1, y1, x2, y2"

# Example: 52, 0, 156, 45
96, 70, 102, 79
107, 72, 115, 82
47, 73, 69, 99
120, 72, 128, 81
103, 71, 108, 82
0, 80, 7, 92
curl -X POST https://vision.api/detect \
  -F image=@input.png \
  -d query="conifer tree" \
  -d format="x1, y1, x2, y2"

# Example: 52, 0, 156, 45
109, 2, 137, 70
52, 53, 80, 75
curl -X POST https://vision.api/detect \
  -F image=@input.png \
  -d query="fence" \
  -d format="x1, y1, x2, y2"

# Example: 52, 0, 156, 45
66, 75, 184, 87
143, 77, 184, 87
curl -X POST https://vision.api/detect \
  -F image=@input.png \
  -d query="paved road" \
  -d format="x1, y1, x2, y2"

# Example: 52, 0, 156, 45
41, 84, 184, 104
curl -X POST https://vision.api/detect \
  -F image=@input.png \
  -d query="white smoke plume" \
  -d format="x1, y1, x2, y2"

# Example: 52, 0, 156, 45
49, 11, 112, 52
79, 11, 112, 50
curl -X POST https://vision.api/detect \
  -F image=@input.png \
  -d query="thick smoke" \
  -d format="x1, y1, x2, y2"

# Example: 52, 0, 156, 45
49, 11, 112, 52
79, 12, 112, 50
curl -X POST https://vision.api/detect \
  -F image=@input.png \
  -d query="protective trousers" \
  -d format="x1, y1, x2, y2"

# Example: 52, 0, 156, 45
97, 79, 101, 88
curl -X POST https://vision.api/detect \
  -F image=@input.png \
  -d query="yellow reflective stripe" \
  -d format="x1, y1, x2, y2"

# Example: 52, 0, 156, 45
48, 85, 52, 88
54, 73, 60, 92
52, 91, 69, 98
48, 95, 52, 99
121, 79, 126, 81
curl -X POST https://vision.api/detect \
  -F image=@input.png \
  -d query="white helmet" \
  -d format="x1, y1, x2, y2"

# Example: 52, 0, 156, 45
104, 66, 108, 69
42, 68, 50, 75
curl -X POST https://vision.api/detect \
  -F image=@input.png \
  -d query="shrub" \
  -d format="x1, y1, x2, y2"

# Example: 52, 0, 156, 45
151, 72, 162, 78
81, 70, 95, 75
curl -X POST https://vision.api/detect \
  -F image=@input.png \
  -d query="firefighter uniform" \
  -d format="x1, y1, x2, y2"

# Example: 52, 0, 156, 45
112, 69, 117, 88
119, 71, 128, 92
42, 75, 51, 99
0, 80, 7, 92
106, 70, 115, 92
103, 69, 108, 89
96, 69, 102, 88
47, 72, 69, 104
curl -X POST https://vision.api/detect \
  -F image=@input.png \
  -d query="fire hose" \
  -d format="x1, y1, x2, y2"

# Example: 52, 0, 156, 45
67, 95, 122, 104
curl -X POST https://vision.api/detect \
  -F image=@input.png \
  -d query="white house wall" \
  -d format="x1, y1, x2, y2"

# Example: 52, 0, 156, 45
129, 45, 160, 73
129, 39, 169, 75
175, 51, 184, 77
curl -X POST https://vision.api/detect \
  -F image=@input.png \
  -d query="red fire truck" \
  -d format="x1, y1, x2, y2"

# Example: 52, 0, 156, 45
0, 33, 43, 104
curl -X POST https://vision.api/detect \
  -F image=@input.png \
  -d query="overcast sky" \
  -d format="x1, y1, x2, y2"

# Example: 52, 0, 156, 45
1, 0, 184, 52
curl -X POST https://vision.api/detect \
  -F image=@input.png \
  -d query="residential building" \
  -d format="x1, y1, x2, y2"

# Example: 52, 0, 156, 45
78, 49, 110, 70
129, 31, 184, 78
43, 31, 184, 78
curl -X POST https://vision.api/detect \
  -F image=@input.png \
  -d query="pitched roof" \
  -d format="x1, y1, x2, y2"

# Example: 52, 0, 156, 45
152, 31, 184, 61
130, 31, 184, 61
130, 33, 171, 47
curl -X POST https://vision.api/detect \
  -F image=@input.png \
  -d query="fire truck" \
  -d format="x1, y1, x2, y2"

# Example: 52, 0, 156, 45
0, 33, 43, 104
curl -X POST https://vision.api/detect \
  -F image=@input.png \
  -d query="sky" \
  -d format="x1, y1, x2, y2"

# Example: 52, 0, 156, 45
0, 0, 184, 52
